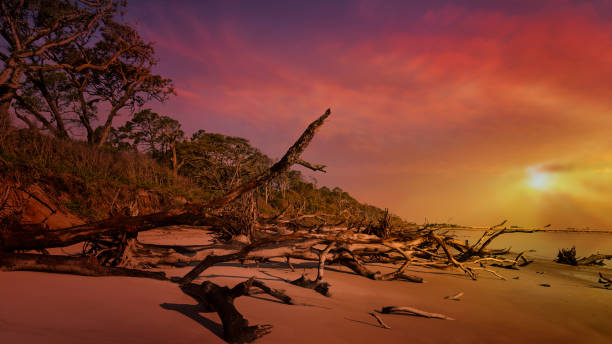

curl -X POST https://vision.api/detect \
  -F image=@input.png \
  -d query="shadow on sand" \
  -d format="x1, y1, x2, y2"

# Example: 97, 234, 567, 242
159, 303, 224, 341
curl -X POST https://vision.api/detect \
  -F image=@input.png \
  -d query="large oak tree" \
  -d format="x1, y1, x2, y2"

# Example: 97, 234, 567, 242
1, 0, 173, 145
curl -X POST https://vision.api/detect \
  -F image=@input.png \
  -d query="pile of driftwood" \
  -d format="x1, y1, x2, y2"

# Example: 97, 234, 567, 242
0, 109, 545, 343
555, 246, 612, 266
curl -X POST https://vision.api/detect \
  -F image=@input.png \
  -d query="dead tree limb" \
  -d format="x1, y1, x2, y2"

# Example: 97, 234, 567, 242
0, 253, 166, 280
430, 233, 476, 280
369, 312, 391, 329
444, 292, 464, 301
288, 242, 336, 296
178, 233, 308, 285
296, 159, 326, 172
203, 109, 331, 208
379, 306, 454, 320
315, 243, 335, 281
555, 246, 612, 266
334, 247, 423, 283
180, 279, 277, 343
599, 272, 611, 288
577, 254, 612, 266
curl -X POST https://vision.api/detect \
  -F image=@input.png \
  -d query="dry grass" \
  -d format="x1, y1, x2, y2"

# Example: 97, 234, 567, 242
0, 128, 206, 220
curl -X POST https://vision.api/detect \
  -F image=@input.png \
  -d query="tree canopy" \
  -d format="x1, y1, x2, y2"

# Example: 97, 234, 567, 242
1, 0, 173, 144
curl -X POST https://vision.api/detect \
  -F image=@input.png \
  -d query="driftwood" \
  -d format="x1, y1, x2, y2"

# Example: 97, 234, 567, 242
289, 242, 334, 296
555, 246, 578, 265
334, 248, 423, 283
0, 253, 166, 280
180, 277, 292, 343
369, 312, 391, 329
290, 274, 331, 296
177, 232, 309, 285
599, 272, 611, 288
444, 291, 464, 301
379, 306, 454, 320
577, 254, 612, 266
430, 233, 476, 280
555, 246, 612, 266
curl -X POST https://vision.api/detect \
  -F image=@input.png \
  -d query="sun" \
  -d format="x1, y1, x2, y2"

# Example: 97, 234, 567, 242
526, 168, 552, 190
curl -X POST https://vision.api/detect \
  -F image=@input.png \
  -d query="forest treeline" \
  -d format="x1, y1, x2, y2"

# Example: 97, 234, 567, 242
0, 0, 411, 232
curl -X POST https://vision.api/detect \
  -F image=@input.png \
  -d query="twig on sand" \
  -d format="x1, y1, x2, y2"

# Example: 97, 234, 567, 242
379, 306, 454, 320
369, 312, 391, 329
471, 267, 506, 280
444, 291, 464, 301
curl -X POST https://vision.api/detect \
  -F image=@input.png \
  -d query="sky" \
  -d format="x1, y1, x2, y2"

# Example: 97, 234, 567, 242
125, 0, 612, 229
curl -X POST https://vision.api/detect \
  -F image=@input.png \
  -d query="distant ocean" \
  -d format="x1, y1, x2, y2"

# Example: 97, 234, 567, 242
447, 229, 612, 264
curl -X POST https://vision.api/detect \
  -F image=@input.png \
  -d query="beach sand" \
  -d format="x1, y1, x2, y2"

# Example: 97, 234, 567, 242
1, 228, 611, 343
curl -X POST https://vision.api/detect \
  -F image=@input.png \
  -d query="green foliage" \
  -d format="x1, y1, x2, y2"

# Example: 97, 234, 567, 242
177, 131, 271, 194
116, 109, 184, 154
4, 0, 174, 145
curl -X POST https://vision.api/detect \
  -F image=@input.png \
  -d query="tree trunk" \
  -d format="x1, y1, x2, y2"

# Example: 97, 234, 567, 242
180, 280, 274, 343
0, 98, 10, 131
0, 253, 167, 280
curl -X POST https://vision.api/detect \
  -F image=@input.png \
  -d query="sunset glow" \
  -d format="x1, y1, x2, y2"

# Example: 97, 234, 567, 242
124, 0, 612, 229
526, 168, 553, 190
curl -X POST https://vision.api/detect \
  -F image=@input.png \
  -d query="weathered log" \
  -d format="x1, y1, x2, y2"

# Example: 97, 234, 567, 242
315, 243, 335, 281
555, 246, 612, 266
334, 248, 423, 283
379, 306, 454, 320
178, 232, 309, 285
180, 279, 277, 343
577, 254, 612, 266
286, 242, 336, 296
290, 274, 331, 296
0, 253, 166, 280
247, 279, 294, 305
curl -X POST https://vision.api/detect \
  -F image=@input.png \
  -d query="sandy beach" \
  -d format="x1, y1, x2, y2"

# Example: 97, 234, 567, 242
2, 228, 610, 344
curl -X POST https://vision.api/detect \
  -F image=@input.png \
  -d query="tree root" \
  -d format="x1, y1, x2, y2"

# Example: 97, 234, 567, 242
180, 278, 284, 343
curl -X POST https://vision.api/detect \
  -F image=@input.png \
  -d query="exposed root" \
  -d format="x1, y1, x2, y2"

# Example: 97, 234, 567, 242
180, 278, 281, 343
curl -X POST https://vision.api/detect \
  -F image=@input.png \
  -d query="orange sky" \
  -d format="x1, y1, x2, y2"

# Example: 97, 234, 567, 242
127, 0, 612, 229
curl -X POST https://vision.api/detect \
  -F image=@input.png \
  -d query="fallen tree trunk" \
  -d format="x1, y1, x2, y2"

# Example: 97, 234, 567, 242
0, 253, 167, 280
577, 254, 612, 266
180, 277, 292, 343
